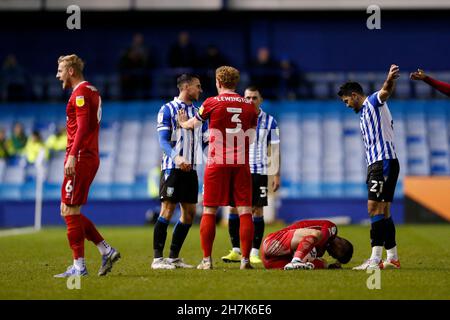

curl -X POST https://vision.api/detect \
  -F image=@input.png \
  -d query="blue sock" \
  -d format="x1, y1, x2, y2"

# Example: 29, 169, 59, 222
169, 221, 192, 259
252, 216, 265, 250
384, 217, 397, 250
228, 214, 240, 249
153, 216, 169, 258
370, 215, 386, 247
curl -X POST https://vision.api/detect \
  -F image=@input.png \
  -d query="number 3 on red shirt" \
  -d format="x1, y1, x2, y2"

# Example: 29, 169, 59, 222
226, 107, 242, 134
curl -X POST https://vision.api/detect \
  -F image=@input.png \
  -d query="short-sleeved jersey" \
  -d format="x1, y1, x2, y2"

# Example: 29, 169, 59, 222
249, 108, 280, 175
359, 91, 397, 166
195, 92, 258, 167
66, 81, 101, 160
156, 97, 208, 171
283, 219, 337, 256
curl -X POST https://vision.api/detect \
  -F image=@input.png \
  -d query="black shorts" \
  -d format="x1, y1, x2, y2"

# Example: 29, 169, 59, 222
230, 174, 268, 207
160, 169, 198, 204
366, 159, 400, 202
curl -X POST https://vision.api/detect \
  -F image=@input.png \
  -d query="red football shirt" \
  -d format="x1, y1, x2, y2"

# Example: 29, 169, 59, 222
66, 81, 101, 161
195, 92, 258, 167
283, 220, 338, 256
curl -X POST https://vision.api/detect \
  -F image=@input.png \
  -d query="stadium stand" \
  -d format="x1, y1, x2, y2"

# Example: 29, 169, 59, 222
0, 100, 448, 203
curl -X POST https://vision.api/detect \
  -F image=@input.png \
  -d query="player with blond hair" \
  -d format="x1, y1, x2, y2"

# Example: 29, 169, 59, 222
54, 54, 120, 278
178, 66, 258, 270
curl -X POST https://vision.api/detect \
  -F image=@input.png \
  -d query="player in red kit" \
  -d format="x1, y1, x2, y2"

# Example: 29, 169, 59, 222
178, 66, 258, 269
54, 54, 120, 278
410, 69, 450, 97
261, 220, 353, 270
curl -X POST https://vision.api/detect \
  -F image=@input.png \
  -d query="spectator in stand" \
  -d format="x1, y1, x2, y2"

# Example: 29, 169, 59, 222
7, 122, 27, 156
23, 130, 48, 164
279, 57, 300, 100
200, 45, 228, 96
249, 47, 279, 100
168, 31, 197, 69
0, 128, 10, 159
118, 33, 154, 100
1, 54, 29, 102
45, 127, 67, 156
279, 57, 313, 100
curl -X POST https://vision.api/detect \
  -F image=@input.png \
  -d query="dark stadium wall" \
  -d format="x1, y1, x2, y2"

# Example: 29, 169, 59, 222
0, 10, 449, 75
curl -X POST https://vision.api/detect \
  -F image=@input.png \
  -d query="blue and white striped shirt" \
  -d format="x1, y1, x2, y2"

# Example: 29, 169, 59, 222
156, 98, 207, 171
249, 108, 280, 175
359, 91, 397, 166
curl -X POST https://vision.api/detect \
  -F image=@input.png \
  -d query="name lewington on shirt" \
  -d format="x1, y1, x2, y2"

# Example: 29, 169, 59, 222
214, 96, 250, 103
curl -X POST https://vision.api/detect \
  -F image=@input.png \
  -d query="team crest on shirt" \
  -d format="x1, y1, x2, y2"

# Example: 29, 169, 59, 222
75, 96, 85, 107
166, 187, 174, 197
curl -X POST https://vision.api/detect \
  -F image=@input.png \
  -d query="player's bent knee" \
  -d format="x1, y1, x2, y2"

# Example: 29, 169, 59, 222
252, 207, 264, 217
368, 200, 385, 215
160, 201, 176, 219
60, 203, 81, 216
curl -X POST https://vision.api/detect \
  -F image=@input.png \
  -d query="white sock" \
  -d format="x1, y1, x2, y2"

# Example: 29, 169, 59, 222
386, 246, 398, 261
73, 258, 85, 271
292, 257, 302, 263
250, 248, 259, 257
232, 247, 241, 254
96, 240, 112, 256
370, 246, 383, 262
203, 256, 212, 263
241, 257, 249, 264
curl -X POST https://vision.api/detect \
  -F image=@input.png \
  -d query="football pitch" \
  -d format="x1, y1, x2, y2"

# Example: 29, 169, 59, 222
0, 224, 449, 300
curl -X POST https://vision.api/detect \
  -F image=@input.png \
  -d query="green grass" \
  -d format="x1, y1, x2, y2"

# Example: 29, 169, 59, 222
0, 224, 449, 300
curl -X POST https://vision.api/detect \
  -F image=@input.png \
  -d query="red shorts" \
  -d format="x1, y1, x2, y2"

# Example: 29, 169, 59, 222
261, 230, 296, 269
61, 158, 99, 206
203, 165, 252, 207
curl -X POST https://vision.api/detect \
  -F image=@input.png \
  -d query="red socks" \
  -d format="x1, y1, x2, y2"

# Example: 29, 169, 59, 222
294, 235, 318, 261
64, 215, 85, 259
200, 214, 216, 258
80, 213, 104, 244
239, 213, 254, 259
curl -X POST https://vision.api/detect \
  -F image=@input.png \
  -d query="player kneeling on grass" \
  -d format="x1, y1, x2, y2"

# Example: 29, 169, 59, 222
261, 220, 353, 270
54, 54, 120, 278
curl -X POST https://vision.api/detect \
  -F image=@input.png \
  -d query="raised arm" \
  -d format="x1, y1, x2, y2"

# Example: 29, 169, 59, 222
378, 64, 400, 102
410, 69, 450, 97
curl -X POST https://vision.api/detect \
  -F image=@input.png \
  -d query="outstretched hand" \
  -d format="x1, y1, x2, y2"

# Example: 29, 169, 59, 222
410, 68, 427, 81
177, 109, 188, 128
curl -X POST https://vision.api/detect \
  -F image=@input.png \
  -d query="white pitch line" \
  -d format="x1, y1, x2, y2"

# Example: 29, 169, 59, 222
0, 227, 39, 237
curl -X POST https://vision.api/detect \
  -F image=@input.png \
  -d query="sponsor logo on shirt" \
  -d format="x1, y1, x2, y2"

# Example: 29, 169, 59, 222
75, 96, 85, 107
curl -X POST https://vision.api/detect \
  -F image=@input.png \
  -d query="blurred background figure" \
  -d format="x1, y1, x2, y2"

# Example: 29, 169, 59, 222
199, 45, 228, 97
1, 54, 29, 102
168, 31, 197, 69
278, 56, 313, 100
118, 33, 154, 100
23, 130, 48, 164
250, 47, 279, 100
0, 128, 10, 159
7, 122, 27, 156
45, 127, 67, 157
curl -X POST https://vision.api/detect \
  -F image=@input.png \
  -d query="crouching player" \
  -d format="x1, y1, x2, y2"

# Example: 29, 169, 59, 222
261, 220, 353, 270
